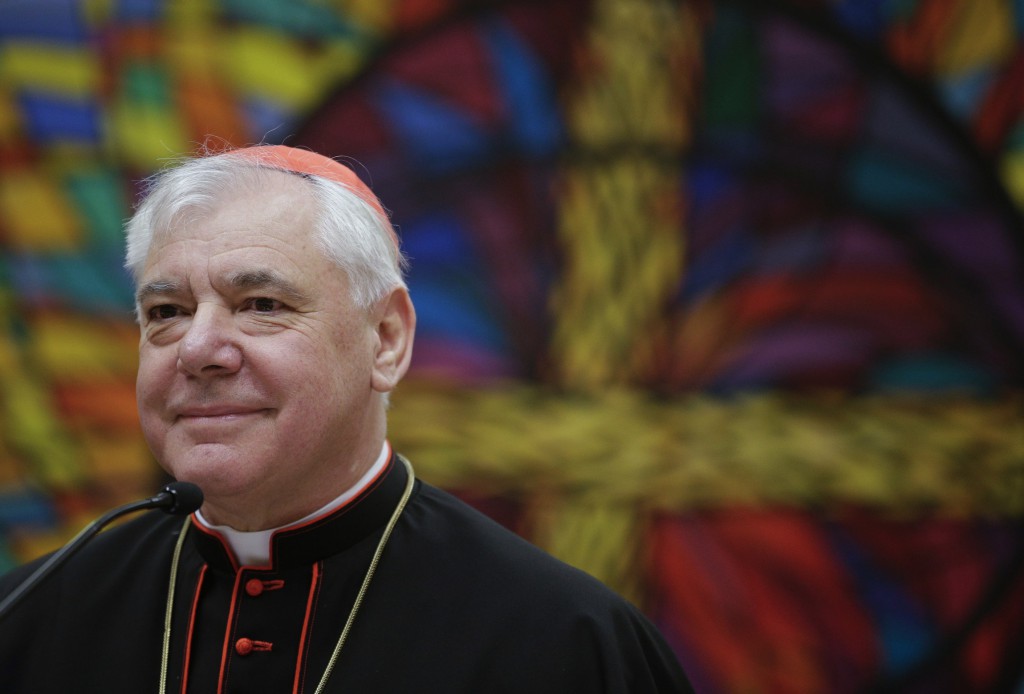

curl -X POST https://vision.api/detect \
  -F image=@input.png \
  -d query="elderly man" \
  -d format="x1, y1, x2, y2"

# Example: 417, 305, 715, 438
0, 146, 692, 692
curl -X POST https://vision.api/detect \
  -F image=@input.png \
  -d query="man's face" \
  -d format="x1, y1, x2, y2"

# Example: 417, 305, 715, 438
135, 174, 389, 529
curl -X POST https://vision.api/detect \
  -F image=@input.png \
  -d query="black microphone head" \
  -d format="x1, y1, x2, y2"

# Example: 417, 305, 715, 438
160, 482, 204, 515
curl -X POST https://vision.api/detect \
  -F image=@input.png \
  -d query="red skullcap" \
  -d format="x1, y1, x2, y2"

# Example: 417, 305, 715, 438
224, 145, 398, 249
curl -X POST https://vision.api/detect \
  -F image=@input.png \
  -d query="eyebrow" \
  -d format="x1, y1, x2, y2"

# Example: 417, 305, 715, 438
227, 269, 310, 304
135, 280, 179, 306
135, 270, 310, 306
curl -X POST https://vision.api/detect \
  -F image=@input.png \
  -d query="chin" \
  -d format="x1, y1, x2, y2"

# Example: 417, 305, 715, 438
162, 446, 267, 499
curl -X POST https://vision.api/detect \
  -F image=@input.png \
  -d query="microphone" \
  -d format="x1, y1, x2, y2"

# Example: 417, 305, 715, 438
150, 481, 204, 516
0, 482, 203, 623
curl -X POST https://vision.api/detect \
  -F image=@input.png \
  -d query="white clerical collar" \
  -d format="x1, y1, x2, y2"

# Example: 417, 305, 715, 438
195, 441, 391, 567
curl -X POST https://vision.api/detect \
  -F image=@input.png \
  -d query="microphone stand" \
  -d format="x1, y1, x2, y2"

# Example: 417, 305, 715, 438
0, 483, 202, 624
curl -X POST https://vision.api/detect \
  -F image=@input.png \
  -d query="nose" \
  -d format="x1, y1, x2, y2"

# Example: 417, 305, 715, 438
176, 303, 243, 377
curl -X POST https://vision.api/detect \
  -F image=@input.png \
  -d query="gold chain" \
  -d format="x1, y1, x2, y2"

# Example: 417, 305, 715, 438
159, 515, 192, 694
159, 456, 416, 693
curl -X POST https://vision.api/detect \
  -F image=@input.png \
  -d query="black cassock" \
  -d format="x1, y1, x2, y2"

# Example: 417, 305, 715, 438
0, 453, 693, 693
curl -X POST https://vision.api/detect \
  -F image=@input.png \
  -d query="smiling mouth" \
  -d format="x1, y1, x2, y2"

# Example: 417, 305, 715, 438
177, 409, 268, 421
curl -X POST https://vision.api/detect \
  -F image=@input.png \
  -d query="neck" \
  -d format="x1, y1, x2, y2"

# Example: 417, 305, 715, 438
195, 441, 392, 565
198, 433, 389, 531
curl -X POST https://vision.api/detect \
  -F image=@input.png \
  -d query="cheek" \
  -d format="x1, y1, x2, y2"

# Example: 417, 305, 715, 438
275, 342, 370, 426
135, 386, 173, 475
135, 350, 175, 440
298, 323, 372, 381
136, 350, 167, 408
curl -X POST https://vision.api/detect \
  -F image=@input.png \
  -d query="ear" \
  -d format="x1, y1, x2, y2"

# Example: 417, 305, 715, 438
370, 287, 416, 393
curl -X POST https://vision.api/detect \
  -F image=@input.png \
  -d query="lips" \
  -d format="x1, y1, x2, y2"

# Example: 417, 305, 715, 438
173, 403, 272, 424
178, 406, 265, 418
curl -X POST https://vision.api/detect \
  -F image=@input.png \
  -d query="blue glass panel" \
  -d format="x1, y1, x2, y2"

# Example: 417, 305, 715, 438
19, 91, 102, 143
485, 20, 563, 157
0, 0, 85, 41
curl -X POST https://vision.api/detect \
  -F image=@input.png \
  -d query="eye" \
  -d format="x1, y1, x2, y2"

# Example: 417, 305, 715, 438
147, 304, 182, 321
245, 297, 283, 313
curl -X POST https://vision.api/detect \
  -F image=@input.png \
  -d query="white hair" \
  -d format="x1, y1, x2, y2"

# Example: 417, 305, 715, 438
124, 153, 407, 309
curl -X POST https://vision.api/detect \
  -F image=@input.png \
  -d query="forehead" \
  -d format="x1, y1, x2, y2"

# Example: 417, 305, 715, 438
142, 173, 331, 279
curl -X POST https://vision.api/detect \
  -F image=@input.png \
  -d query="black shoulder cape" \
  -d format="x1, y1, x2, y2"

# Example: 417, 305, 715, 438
0, 453, 692, 693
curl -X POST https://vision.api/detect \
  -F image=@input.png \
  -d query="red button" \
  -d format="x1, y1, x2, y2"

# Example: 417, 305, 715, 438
235, 638, 253, 656
245, 579, 264, 597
